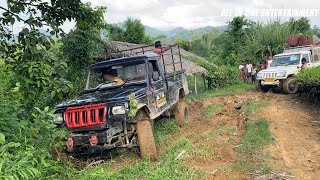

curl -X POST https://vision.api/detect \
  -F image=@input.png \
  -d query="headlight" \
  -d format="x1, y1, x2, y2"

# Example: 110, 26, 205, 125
277, 72, 286, 77
257, 73, 263, 78
112, 106, 125, 115
54, 114, 63, 124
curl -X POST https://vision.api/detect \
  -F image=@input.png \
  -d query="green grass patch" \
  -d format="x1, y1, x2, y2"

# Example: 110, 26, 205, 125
234, 119, 273, 174
203, 104, 223, 120
154, 118, 180, 145
186, 83, 254, 101
190, 123, 237, 160
200, 123, 236, 142
73, 139, 204, 180
244, 98, 269, 114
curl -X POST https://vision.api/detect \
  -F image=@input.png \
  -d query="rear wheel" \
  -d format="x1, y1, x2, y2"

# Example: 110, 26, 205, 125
136, 111, 157, 161
283, 77, 299, 94
175, 101, 190, 127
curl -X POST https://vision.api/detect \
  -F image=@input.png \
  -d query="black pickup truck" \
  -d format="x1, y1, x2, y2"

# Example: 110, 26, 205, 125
54, 47, 189, 160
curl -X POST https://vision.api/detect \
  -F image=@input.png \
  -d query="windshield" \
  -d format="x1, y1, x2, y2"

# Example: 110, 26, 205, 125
270, 54, 301, 67
86, 61, 147, 90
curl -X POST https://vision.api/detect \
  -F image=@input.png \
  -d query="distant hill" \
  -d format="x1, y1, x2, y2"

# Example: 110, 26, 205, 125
145, 26, 227, 41
114, 22, 227, 42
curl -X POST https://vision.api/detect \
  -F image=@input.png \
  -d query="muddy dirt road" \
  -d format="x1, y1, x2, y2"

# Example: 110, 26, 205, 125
261, 94, 320, 180
182, 91, 320, 179
75, 91, 320, 180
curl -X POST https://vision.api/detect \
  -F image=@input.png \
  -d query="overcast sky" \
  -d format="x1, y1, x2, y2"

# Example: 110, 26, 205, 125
1, 0, 319, 32
79, 0, 320, 31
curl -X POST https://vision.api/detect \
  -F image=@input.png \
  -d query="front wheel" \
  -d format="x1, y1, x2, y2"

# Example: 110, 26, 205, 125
136, 111, 157, 161
256, 81, 271, 93
282, 77, 299, 94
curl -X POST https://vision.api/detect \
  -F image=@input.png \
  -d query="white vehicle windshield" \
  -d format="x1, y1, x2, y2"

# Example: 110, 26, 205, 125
271, 54, 301, 67
86, 61, 147, 90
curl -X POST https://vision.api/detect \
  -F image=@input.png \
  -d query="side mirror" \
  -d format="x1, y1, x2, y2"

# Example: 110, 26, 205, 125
152, 71, 160, 81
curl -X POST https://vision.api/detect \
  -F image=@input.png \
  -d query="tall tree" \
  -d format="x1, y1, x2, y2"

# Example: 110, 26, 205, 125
61, 6, 109, 94
288, 17, 311, 34
108, 18, 150, 44
0, 1, 104, 108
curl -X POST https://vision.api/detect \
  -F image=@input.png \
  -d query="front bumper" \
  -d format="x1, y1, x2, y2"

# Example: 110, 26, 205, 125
66, 122, 137, 155
260, 79, 280, 86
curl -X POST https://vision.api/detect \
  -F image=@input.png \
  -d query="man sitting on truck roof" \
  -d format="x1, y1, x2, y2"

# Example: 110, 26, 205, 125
153, 41, 170, 55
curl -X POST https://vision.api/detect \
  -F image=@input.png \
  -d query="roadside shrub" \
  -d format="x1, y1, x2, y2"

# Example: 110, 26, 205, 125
295, 67, 320, 96
0, 61, 72, 179
185, 56, 240, 88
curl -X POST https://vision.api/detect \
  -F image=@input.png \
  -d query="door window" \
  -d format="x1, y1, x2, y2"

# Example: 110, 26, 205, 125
301, 53, 310, 63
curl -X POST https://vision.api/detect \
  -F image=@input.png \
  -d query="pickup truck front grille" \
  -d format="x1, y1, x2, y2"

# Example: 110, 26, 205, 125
263, 72, 277, 78
64, 103, 107, 128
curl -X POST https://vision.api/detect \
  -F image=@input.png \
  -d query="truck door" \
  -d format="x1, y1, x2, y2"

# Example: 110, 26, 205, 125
301, 53, 311, 68
148, 59, 168, 112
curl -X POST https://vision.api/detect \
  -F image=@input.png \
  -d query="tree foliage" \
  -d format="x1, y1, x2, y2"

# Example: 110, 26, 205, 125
61, 6, 109, 93
108, 18, 151, 44
288, 17, 311, 35
0, 1, 107, 179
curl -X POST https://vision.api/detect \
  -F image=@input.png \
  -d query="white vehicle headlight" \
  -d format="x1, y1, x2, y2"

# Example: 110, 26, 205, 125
112, 106, 125, 115
257, 73, 263, 78
54, 114, 63, 124
277, 72, 286, 77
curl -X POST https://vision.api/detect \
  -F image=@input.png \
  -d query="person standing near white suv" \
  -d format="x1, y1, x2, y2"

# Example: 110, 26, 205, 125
267, 55, 273, 69
246, 62, 253, 81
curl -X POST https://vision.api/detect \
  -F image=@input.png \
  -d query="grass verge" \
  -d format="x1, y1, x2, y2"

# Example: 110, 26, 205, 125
154, 118, 180, 145
244, 98, 269, 115
72, 139, 204, 180
186, 83, 254, 101
203, 104, 223, 120
234, 118, 273, 174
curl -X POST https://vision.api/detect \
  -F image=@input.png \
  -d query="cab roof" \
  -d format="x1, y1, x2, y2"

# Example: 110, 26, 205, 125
275, 51, 310, 57
89, 53, 159, 70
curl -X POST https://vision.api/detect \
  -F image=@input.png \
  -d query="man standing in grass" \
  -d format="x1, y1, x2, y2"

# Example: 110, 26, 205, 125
251, 64, 257, 84
246, 62, 253, 82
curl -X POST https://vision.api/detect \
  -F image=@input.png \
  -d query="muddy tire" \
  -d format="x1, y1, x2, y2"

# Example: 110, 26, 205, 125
175, 101, 190, 127
256, 81, 271, 93
136, 114, 157, 161
283, 77, 299, 94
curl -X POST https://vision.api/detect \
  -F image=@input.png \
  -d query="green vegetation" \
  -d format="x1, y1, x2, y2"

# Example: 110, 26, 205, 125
0, 0, 318, 178
203, 104, 223, 120
108, 18, 152, 44
187, 73, 207, 94
185, 56, 241, 89
73, 139, 203, 180
0, 2, 108, 179
235, 119, 273, 174
154, 119, 180, 145
244, 99, 269, 115
187, 83, 254, 101
295, 66, 320, 97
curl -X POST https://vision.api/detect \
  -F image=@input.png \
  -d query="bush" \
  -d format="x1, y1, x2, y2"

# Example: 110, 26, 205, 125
295, 67, 320, 95
185, 56, 240, 89
0, 61, 72, 179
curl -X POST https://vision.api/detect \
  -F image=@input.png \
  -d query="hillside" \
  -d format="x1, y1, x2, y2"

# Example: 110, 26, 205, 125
145, 25, 227, 41
114, 22, 227, 41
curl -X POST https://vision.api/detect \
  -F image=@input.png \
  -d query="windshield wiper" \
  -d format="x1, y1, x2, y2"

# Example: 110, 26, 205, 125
96, 81, 124, 90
